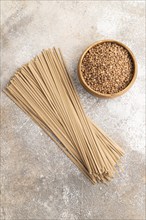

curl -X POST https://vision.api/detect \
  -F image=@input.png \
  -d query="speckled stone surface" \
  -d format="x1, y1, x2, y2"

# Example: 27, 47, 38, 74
1, 1, 145, 220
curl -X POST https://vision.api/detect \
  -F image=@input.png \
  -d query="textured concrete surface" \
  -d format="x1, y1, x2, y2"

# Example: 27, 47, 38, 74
1, 1, 145, 220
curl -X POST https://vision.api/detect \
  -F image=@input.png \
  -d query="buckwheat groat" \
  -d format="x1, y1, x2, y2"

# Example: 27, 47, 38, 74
81, 42, 134, 94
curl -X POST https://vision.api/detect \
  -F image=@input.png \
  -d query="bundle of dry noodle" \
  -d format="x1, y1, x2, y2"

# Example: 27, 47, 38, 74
5, 48, 124, 184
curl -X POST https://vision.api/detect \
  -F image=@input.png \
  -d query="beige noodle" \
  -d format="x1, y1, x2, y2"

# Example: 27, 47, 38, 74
4, 48, 124, 184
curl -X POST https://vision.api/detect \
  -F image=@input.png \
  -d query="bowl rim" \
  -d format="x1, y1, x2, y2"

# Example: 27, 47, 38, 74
78, 39, 138, 98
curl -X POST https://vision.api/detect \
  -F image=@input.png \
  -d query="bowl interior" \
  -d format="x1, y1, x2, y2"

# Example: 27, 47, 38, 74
78, 40, 137, 98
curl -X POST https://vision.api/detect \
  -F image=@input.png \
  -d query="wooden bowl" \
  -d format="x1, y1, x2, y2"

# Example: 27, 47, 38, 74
78, 40, 137, 98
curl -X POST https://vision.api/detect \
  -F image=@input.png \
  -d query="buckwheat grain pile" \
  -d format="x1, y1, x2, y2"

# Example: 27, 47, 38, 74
81, 42, 134, 94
